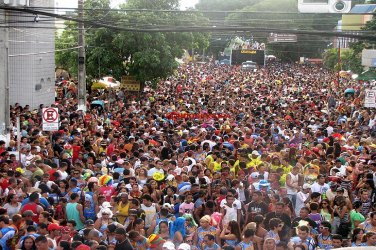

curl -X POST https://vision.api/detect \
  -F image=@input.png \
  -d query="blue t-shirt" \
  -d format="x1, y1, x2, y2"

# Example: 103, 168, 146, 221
21, 197, 50, 209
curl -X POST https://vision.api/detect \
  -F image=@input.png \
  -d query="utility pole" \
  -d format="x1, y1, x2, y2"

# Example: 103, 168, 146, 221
77, 0, 86, 112
0, 9, 10, 144
337, 37, 341, 86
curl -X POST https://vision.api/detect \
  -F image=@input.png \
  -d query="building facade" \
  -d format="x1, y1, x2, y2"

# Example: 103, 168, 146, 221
6, 0, 55, 108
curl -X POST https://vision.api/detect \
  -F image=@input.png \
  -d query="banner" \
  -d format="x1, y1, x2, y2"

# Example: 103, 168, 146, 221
165, 112, 231, 120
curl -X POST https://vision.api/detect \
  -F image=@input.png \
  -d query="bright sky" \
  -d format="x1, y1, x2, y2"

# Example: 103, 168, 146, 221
55, 0, 199, 10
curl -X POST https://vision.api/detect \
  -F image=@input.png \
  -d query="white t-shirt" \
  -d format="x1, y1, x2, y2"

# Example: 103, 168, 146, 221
311, 182, 330, 194
147, 168, 163, 177
34, 180, 55, 189
295, 191, 310, 216
329, 165, 346, 176
57, 170, 68, 180
220, 199, 241, 225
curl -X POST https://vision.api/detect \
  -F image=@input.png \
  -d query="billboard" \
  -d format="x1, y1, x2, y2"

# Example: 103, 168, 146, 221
231, 49, 265, 66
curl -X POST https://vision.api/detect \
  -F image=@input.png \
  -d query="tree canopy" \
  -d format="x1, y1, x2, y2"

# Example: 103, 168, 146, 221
55, 0, 209, 83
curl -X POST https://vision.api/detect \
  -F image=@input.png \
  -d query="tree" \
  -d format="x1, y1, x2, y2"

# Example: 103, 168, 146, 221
55, 0, 210, 84
195, 0, 263, 11
212, 0, 338, 61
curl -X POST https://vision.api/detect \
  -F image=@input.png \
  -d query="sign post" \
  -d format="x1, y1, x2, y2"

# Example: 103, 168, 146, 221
268, 33, 298, 43
365, 89, 376, 108
42, 108, 59, 131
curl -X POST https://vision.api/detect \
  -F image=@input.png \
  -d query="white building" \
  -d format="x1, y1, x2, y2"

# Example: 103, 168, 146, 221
6, 0, 55, 108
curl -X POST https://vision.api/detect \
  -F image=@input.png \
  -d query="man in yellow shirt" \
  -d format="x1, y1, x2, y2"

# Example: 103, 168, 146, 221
246, 150, 263, 169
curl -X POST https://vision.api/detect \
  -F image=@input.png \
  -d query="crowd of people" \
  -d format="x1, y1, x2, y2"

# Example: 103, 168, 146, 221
0, 61, 375, 250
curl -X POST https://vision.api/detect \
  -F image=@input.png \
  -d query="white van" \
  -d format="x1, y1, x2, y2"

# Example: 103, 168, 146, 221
241, 61, 257, 71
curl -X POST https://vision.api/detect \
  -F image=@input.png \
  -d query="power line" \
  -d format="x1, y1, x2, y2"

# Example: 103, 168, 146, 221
1, 6, 375, 41
26, 6, 376, 15
8, 45, 82, 57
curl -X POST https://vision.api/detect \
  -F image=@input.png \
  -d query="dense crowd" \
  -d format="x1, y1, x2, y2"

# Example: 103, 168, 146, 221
0, 61, 375, 250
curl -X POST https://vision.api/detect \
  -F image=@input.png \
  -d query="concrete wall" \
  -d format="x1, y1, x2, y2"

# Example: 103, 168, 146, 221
8, 0, 55, 108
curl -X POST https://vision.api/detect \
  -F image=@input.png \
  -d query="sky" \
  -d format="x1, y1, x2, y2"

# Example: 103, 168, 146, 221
55, 0, 199, 10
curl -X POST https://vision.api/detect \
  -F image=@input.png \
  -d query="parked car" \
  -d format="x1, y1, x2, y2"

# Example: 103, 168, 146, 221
98, 76, 121, 88
241, 61, 257, 71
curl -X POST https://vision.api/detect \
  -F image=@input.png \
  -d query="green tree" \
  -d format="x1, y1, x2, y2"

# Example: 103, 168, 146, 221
220, 0, 338, 61
323, 48, 339, 71
195, 0, 262, 11
55, 0, 209, 84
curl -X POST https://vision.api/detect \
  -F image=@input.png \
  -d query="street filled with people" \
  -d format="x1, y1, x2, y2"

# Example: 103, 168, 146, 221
0, 61, 375, 250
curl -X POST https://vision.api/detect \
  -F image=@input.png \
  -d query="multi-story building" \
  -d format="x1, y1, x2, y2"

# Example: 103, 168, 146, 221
2, 0, 55, 109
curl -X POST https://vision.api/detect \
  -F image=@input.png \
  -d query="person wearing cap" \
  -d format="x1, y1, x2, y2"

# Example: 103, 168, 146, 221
295, 184, 311, 217
78, 219, 103, 237
193, 215, 217, 249
246, 150, 262, 169
47, 223, 61, 249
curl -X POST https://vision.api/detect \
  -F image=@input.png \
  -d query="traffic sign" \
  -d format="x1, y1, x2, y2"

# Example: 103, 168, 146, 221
268, 33, 298, 43
365, 89, 376, 108
43, 108, 58, 123
42, 123, 59, 131
42, 108, 59, 131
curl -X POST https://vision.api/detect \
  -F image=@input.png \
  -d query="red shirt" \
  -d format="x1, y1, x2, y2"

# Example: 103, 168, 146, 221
99, 186, 115, 202
20, 203, 40, 224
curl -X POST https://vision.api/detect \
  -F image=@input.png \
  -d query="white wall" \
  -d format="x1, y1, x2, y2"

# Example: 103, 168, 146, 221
8, 0, 55, 108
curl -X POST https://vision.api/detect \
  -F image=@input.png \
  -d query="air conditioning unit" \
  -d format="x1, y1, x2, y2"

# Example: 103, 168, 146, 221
298, 0, 352, 13
329, 0, 351, 13
1, 0, 29, 6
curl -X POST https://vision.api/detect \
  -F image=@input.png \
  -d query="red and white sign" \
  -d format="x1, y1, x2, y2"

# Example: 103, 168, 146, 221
42, 108, 59, 131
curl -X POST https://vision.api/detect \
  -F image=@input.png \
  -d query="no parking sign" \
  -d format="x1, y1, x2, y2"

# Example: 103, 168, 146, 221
42, 108, 59, 131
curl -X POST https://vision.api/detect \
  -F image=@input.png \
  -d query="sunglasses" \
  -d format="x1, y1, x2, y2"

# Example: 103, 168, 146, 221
102, 213, 110, 215
319, 226, 328, 229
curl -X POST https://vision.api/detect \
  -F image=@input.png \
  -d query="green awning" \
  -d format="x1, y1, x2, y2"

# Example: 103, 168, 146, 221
356, 69, 376, 81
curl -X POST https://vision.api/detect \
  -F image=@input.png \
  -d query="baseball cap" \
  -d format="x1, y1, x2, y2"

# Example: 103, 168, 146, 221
22, 210, 37, 217
85, 219, 94, 226
162, 203, 174, 210
252, 150, 260, 156
162, 241, 175, 250
302, 184, 311, 189
250, 172, 259, 179
47, 223, 62, 231
178, 243, 191, 250
75, 244, 90, 250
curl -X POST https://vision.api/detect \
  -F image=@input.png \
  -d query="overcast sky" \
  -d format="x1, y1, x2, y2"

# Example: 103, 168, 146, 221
55, 0, 199, 10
